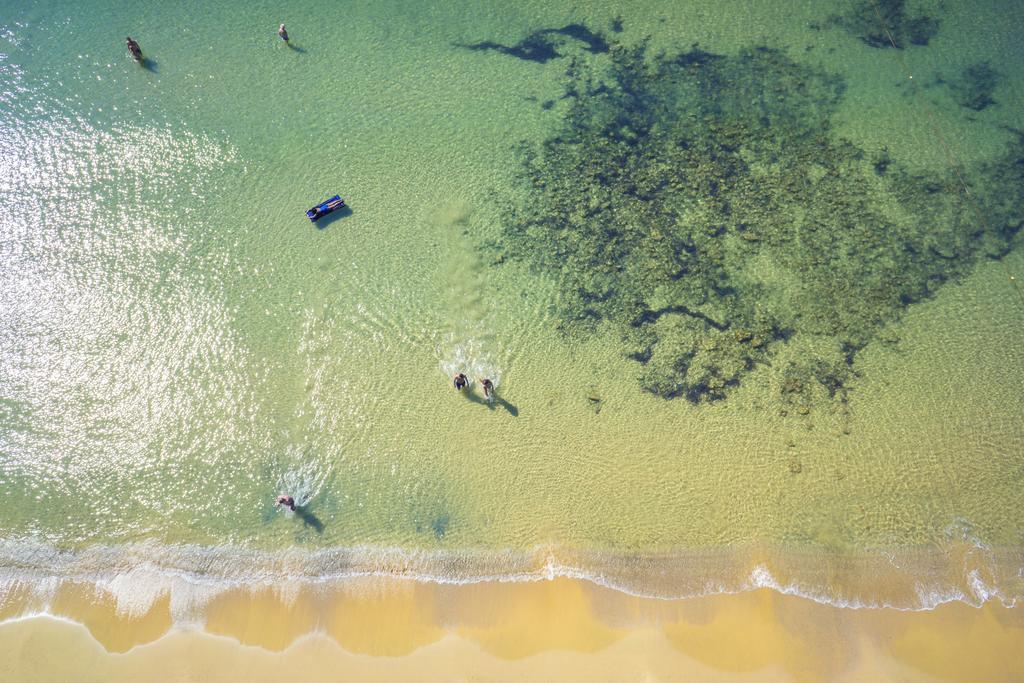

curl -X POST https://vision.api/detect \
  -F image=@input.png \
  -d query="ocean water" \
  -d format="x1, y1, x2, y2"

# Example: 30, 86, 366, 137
1, 0, 1023, 621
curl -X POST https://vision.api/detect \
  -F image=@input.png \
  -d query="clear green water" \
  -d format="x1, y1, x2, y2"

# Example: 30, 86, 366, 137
1, 0, 1022, 609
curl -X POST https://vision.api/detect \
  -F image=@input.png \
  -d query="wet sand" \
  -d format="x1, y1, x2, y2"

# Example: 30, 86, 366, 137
2, 577, 1022, 682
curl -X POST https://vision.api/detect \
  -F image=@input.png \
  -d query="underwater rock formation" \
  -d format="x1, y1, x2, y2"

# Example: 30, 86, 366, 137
492, 41, 1023, 404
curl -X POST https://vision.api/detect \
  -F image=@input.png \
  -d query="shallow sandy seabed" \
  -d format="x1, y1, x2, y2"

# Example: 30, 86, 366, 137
2, 578, 1023, 682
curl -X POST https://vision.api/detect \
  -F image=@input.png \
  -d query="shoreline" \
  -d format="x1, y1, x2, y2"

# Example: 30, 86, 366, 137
1, 579, 1022, 682
2, 538, 1022, 619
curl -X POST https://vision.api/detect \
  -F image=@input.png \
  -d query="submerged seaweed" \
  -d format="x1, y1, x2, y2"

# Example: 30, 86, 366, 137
492, 41, 1023, 404
828, 0, 940, 49
942, 62, 1001, 111
458, 24, 610, 63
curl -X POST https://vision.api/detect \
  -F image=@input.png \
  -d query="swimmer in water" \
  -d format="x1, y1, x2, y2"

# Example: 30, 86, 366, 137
479, 378, 494, 401
278, 24, 289, 42
453, 373, 468, 391
276, 495, 296, 511
126, 36, 142, 61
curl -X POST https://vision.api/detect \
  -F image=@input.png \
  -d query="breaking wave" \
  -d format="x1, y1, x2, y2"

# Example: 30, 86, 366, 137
0, 537, 1020, 627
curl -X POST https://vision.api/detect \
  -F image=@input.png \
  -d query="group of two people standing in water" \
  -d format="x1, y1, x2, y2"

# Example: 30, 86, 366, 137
453, 373, 495, 401
125, 23, 291, 62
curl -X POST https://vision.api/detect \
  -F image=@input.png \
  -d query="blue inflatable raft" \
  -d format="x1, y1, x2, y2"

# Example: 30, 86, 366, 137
307, 195, 346, 222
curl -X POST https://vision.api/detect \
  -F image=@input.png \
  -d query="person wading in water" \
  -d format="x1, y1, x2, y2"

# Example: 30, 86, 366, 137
479, 378, 494, 401
126, 36, 142, 61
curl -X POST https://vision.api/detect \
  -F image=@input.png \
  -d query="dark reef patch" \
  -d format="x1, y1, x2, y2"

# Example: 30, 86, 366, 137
415, 509, 452, 539
430, 513, 450, 539
491, 40, 1024, 405
460, 36, 559, 63
941, 62, 1000, 111
458, 24, 610, 63
828, 0, 940, 49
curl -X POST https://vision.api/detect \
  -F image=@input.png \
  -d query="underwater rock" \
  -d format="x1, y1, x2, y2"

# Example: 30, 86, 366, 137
492, 37, 1024, 404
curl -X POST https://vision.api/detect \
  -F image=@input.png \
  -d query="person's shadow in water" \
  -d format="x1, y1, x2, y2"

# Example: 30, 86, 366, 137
462, 390, 519, 416
494, 396, 519, 416
294, 506, 324, 533
286, 42, 307, 54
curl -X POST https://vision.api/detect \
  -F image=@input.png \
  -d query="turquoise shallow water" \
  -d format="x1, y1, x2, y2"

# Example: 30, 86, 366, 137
1, 0, 1023, 610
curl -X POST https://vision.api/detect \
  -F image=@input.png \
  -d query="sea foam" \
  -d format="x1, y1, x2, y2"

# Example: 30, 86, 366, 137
0, 537, 1020, 629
